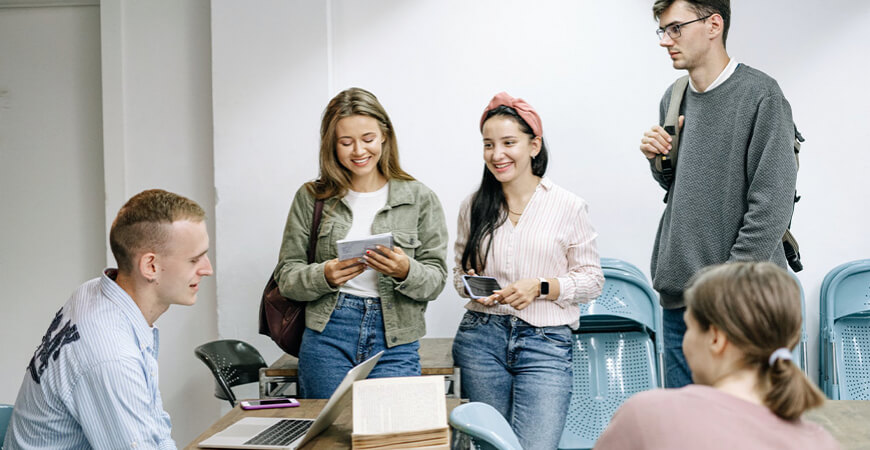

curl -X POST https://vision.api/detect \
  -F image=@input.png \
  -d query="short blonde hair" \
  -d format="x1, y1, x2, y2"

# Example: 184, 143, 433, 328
109, 189, 205, 273
685, 262, 824, 420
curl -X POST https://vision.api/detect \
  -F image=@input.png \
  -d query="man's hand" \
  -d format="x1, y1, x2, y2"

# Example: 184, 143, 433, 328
639, 115, 684, 159
324, 258, 365, 287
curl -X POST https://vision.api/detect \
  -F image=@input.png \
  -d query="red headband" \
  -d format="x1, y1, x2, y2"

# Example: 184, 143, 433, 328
479, 91, 543, 137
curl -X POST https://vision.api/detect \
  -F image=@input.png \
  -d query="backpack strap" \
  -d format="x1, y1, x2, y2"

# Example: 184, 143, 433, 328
655, 75, 690, 203
783, 125, 806, 272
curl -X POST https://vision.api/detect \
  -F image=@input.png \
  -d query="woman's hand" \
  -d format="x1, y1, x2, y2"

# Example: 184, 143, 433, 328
324, 258, 366, 288
493, 278, 540, 311
364, 245, 411, 280
463, 269, 498, 307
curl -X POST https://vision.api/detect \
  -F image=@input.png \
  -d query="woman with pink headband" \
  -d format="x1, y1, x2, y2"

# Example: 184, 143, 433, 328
451, 92, 605, 449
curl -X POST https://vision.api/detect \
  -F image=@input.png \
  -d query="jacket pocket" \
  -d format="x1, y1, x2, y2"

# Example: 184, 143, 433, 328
392, 230, 421, 259
315, 221, 335, 262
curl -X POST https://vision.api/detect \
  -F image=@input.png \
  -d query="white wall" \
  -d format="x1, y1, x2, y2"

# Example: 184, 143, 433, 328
0, 1, 219, 445
100, 0, 219, 445
0, 3, 105, 404
2, 0, 869, 445
212, 0, 870, 382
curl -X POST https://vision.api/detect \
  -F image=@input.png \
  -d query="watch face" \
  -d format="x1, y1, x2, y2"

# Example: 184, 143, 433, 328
540, 279, 549, 295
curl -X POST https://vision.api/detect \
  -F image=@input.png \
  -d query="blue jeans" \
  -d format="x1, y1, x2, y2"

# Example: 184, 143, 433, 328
452, 311, 573, 450
298, 293, 421, 398
663, 306, 693, 388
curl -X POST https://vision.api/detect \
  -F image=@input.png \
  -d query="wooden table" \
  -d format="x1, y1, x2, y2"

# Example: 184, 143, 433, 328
805, 400, 870, 449
260, 337, 459, 398
187, 398, 462, 450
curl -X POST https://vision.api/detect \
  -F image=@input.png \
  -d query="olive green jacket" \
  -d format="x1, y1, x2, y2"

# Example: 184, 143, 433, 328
274, 179, 448, 347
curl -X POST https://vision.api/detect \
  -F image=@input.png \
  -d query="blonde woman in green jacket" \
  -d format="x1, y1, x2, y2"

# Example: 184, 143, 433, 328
274, 87, 449, 398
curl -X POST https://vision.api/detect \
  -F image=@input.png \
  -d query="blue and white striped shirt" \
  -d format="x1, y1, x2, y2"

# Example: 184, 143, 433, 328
4, 269, 176, 449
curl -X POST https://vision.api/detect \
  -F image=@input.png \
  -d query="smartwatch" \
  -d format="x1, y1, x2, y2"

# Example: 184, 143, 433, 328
539, 277, 549, 296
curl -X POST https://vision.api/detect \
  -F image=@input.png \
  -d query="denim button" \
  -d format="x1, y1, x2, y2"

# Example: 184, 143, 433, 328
511, 316, 518, 323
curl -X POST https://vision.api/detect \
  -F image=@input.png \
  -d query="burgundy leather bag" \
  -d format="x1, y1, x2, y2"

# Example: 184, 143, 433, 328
258, 200, 324, 357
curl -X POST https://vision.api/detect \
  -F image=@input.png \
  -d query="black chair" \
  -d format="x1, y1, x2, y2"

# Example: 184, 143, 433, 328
194, 339, 267, 407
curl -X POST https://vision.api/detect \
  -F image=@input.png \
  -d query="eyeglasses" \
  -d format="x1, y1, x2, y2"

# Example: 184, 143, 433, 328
656, 15, 711, 40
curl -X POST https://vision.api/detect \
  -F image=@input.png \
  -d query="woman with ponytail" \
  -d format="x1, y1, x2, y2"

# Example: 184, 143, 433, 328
451, 92, 604, 449
595, 262, 838, 449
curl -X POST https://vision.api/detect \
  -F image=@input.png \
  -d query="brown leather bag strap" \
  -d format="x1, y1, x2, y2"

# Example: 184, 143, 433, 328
306, 200, 324, 264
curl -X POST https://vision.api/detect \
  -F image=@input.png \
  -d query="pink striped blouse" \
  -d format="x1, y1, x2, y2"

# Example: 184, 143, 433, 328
453, 177, 604, 328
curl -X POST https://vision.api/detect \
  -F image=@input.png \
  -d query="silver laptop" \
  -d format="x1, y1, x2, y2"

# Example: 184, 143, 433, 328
199, 351, 383, 449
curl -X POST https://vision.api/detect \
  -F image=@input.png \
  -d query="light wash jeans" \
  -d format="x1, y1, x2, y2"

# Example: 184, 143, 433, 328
663, 306, 693, 388
452, 310, 573, 450
298, 292, 421, 399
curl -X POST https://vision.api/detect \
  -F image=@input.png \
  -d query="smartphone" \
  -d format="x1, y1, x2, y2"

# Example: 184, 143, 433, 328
461, 275, 502, 299
239, 398, 301, 410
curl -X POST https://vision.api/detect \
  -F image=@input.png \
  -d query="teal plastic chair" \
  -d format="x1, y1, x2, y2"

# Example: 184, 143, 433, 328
559, 265, 662, 450
600, 257, 647, 282
449, 402, 522, 450
789, 273, 808, 375
194, 340, 267, 406
1, 403, 13, 445
819, 260, 870, 399
818, 259, 867, 396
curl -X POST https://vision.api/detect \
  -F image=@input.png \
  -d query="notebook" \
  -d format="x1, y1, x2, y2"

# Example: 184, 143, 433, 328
198, 351, 383, 449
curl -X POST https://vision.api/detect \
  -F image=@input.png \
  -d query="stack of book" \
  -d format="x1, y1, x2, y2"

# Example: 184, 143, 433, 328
351, 375, 450, 450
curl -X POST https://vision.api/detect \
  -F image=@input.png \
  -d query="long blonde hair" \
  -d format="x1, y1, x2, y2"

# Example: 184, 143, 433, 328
308, 87, 413, 200
685, 262, 825, 421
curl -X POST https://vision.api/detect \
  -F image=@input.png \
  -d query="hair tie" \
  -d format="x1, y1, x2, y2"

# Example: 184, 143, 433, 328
480, 92, 543, 137
768, 347, 793, 366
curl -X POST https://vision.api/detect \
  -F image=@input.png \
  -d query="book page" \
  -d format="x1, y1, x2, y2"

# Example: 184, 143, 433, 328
353, 376, 447, 435
336, 232, 394, 261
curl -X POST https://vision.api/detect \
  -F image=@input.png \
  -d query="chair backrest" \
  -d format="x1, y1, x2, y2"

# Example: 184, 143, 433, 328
194, 339, 267, 406
819, 260, 870, 400
449, 402, 522, 450
599, 258, 647, 282
0, 403, 13, 445
560, 262, 663, 449
817, 261, 858, 397
559, 331, 657, 450
578, 267, 662, 376
789, 273, 808, 375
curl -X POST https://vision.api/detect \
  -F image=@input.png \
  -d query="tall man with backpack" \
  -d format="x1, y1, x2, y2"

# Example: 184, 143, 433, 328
639, 0, 800, 388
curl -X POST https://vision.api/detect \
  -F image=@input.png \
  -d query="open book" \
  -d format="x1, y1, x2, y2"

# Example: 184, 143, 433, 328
352, 376, 450, 450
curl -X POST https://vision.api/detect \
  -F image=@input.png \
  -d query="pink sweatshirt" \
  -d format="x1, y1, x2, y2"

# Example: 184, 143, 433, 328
595, 385, 839, 450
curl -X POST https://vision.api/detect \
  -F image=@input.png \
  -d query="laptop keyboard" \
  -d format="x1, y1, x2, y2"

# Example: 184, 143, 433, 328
244, 419, 313, 446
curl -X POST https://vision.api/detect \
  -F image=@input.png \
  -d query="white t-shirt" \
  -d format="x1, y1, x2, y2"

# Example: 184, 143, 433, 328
689, 57, 738, 93
340, 184, 389, 298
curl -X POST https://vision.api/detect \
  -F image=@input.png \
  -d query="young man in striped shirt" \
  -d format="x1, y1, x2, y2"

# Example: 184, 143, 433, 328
5, 189, 213, 449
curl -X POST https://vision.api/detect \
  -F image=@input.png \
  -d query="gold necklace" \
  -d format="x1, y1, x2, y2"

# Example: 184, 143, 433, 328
508, 208, 524, 215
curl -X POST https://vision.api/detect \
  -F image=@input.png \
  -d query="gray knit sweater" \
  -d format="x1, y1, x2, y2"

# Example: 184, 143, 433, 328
649, 64, 798, 308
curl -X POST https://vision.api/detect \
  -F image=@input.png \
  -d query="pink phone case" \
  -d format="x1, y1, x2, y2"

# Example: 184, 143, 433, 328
239, 398, 300, 410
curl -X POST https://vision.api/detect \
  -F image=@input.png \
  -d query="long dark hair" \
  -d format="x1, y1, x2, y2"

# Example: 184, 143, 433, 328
460, 106, 548, 273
